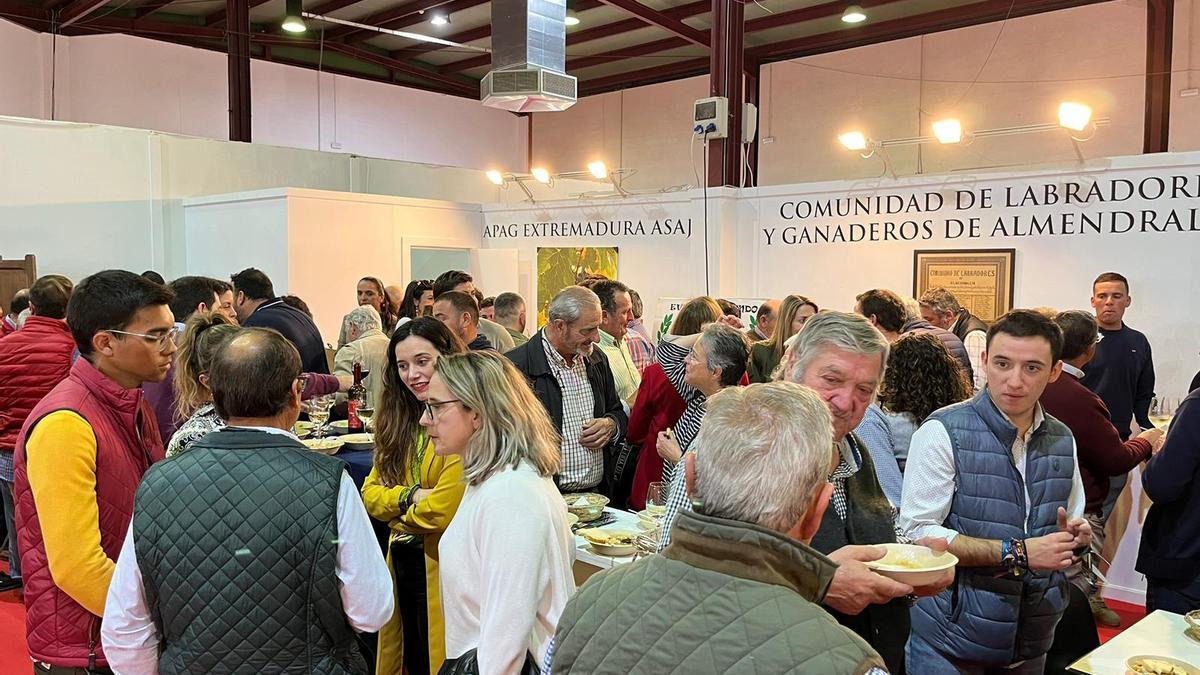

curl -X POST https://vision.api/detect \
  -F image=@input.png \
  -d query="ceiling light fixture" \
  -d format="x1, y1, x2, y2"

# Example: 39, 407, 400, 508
564, 11, 580, 26
486, 170, 505, 186
587, 161, 608, 179
531, 167, 552, 184
1058, 101, 1093, 132
837, 131, 869, 151
430, 13, 449, 26
932, 118, 963, 144
841, 3, 867, 24
282, 0, 306, 33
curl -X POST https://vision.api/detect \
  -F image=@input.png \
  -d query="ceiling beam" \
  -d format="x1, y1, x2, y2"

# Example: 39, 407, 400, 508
134, 0, 180, 20
440, 0, 710, 74
327, 0, 467, 42
579, 56, 709, 96
747, 0, 1111, 61
594, 0, 708, 47
1143, 0, 1172, 153
393, 0, 605, 59
564, 0, 910, 73
58, 0, 114, 27
205, 0, 271, 26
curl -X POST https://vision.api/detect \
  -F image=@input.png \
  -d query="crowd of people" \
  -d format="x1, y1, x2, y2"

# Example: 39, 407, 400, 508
0, 263, 1196, 675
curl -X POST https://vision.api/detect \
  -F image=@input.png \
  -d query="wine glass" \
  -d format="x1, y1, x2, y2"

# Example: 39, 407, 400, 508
357, 405, 375, 435
1150, 396, 1172, 427
307, 395, 334, 439
646, 481, 668, 517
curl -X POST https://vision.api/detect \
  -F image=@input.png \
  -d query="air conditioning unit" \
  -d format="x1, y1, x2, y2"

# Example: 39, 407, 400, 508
482, 68, 578, 113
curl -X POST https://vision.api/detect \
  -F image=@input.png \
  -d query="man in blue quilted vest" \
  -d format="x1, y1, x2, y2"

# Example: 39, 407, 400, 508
900, 309, 1091, 674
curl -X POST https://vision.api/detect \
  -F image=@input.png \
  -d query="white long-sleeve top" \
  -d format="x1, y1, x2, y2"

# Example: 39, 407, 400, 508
101, 429, 394, 675
439, 461, 576, 675
899, 405, 1086, 544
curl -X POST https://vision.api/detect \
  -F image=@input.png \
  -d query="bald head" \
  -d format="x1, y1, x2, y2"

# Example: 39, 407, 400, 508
209, 328, 302, 423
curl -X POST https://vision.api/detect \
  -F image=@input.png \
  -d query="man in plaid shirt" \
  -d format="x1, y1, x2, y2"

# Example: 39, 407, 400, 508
625, 289, 655, 375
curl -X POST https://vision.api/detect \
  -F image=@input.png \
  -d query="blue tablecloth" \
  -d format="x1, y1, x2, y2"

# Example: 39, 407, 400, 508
336, 449, 374, 488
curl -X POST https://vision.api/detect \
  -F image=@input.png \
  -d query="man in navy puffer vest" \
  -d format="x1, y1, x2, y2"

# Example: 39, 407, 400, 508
900, 310, 1091, 674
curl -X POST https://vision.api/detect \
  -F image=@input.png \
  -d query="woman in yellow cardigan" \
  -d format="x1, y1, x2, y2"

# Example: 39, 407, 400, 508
363, 317, 468, 675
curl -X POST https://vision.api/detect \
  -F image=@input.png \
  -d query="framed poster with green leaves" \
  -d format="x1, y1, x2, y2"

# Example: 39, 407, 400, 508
536, 247, 619, 327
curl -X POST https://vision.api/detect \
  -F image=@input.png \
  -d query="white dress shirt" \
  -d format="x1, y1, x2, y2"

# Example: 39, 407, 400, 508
101, 426, 394, 675
964, 330, 988, 392
899, 404, 1086, 544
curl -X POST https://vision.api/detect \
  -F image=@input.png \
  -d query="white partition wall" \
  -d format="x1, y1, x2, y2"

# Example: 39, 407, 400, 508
184, 188, 483, 342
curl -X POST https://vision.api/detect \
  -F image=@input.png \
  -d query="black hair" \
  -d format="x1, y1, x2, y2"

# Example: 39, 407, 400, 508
591, 279, 631, 315
1054, 310, 1098, 362
230, 268, 275, 301
398, 280, 434, 320
68, 270, 175, 357
9, 289, 30, 316
141, 270, 166, 285
436, 290, 479, 323
168, 276, 222, 323
433, 270, 473, 298
856, 289, 907, 333
987, 309, 1065, 363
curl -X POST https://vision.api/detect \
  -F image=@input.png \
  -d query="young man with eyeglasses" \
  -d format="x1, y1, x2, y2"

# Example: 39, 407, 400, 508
13, 270, 174, 674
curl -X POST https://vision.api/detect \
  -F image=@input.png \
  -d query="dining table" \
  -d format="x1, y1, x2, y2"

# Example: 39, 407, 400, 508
1069, 610, 1200, 674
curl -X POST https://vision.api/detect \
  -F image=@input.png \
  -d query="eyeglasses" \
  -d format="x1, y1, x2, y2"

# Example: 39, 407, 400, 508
424, 399, 462, 421
106, 327, 179, 353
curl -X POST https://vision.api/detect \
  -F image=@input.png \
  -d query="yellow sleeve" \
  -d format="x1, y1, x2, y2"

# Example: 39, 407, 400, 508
398, 453, 465, 536
361, 465, 407, 522
25, 410, 112, 616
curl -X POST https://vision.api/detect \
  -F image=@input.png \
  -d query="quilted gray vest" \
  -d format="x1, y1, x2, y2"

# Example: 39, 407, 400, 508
552, 509, 887, 675
132, 428, 367, 674
911, 390, 1075, 666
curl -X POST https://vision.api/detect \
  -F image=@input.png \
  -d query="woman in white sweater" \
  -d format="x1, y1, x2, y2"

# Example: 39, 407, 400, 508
422, 350, 575, 675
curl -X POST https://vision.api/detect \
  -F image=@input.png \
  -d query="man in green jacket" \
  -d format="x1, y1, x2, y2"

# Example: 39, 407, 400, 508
550, 382, 888, 674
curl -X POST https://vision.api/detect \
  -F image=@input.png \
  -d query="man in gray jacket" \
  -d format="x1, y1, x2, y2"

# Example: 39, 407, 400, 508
550, 382, 888, 674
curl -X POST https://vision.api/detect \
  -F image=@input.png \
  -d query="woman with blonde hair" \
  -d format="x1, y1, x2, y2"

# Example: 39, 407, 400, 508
747, 295, 818, 383
363, 317, 467, 675
425, 351, 574, 675
168, 311, 343, 456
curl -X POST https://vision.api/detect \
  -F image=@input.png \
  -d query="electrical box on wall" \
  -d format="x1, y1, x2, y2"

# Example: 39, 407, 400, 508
693, 96, 729, 138
743, 103, 758, 143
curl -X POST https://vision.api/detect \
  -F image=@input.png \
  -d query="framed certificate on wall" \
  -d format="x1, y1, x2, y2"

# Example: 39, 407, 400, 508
913, 249, 1015, 322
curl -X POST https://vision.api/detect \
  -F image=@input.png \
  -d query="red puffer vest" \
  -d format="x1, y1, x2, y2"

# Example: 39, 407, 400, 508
13, 357, 164, 668
0, 316, 76, 450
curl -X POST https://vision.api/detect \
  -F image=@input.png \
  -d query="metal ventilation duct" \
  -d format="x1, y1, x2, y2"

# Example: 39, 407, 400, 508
482, 0, 577, 112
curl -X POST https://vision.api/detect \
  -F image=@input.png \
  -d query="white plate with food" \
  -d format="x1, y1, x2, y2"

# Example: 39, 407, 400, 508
1127, 655, 1200, 675
302, 437, 345, 455
341, 433, 374, 451
293, 421, 315, 438
563, 493, 609, 522
579, 529, 637, 557
327, 420, 350, 435
864, 543, 958, 586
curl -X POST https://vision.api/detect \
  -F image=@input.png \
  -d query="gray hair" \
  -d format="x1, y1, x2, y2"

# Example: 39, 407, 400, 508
901, 296, 922, 324
547, 285, 601, 324
693, 382, 834, 531
493, 292, 525, 321
919, 287, 963, 315
699, 322, 750, 386
344, 305, 382, 334
783, 311, 889, 384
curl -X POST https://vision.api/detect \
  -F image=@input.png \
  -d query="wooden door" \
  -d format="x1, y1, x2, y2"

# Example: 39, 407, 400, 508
0, 255, 37, 315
